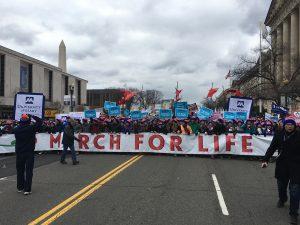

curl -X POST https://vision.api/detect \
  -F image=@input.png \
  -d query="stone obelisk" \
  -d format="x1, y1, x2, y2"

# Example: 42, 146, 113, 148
58, 40, 67, 73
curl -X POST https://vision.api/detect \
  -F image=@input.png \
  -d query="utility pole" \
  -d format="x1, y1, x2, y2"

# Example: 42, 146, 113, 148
259, 23, 263, 114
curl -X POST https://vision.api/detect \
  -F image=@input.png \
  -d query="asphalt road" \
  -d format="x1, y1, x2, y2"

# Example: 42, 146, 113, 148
0, 153, 292, 225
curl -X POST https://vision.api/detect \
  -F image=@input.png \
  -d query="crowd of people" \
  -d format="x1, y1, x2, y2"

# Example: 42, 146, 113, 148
0, 115, 289, 136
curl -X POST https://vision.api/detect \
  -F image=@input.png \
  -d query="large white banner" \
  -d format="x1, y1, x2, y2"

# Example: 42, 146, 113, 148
0, 133, 273, 156
228, 97, 253, 119
14, 92, 45, 120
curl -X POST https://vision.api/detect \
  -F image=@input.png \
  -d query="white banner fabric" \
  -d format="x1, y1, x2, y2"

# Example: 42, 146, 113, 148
0, 133, 273, 156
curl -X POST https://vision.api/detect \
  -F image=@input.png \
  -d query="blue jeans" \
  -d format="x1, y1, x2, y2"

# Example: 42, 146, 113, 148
61, 144, 77, 163
277, 179, 300, 216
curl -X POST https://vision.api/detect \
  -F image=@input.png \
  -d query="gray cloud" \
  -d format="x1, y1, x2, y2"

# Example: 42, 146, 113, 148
0, 0, 272, 103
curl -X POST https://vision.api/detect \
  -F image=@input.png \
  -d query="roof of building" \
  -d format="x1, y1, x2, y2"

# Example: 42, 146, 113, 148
0, 44, 88, 82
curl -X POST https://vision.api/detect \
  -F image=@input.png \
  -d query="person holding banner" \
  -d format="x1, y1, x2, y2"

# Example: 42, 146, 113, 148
261, 118, 300, 225
61, 118, 81, 165
13, 114, 42, 195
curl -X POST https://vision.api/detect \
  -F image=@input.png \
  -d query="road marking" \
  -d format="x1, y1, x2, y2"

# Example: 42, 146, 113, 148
211, 174, 229, 216
29, 155, 143, 225
0, 177, 8, 181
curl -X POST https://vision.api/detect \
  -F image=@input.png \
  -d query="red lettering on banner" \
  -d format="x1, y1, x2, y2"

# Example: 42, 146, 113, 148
170, 136, 182, 151
93, 134, 105, 150
149, 134, 165, 151
226, 135, 235, 152
78, 134, 89, 149
135, 134, 144, 150
50, 133, 61, 148
110, 134, 121, 150
242, 135, 253, 153
198, 136, 208, 152
213, 135, 219, 152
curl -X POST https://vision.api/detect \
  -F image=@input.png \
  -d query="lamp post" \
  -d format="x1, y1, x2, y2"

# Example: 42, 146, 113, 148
69, 84, 75, 112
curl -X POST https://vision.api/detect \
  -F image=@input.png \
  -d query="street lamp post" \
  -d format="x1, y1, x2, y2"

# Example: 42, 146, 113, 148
69, 84, 74, 112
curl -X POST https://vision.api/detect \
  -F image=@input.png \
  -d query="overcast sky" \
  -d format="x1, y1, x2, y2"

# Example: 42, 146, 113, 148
0, 0, 271, 103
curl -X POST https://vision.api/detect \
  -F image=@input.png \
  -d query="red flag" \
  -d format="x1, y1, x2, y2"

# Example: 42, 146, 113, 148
225, 89, 243, 97
225, 70, 231, 79
175, 89, 182, 102
119, 90, 135, 104
207, 88, 219, 98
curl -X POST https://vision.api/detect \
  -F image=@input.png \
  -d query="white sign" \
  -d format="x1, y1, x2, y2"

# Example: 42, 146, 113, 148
14, 93, 45, 121
0, 133, 273, 156
228, 97, 253, 119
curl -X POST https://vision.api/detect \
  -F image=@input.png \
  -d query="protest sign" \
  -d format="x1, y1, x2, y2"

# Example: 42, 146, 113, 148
14, 92, 45, 121
174, 102, 188, 109
84, 110, 97, 118
235, 112, 247, 121
108, 106, 121, 116
228, 97, 252, 119
197, 107, 213, 119
130, 110, 142, 120
104, 101, 116, 110
175, 108, 188, 119
159, 109, 173, 119
223, 111, 236, 121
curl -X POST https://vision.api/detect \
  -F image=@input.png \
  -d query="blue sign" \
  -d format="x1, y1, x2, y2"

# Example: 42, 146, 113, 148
124, 109, 130, 117
223, 112, 236, 121
174, 102, 188, 109
108, 106, 121, 116
159, 109, 173, 119
197, 107, 213, 119
84, 109, 96, 118
104, 101, 116, 110
175, 108, 189, 119
271, 103, 288, 115
142, 112, 149, 118
130, 110, 142, 120
235, 112, 247, 121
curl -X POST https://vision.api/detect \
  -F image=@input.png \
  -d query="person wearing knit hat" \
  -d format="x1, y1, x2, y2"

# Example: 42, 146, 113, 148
13, 114, 42, 195
262, 116, 300, 225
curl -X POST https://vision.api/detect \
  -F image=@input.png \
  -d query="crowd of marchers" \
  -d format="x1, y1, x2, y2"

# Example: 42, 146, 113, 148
0, 115, 294, 136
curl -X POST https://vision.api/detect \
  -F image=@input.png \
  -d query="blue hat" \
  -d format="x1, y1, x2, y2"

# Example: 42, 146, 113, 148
284, 118, 296, 126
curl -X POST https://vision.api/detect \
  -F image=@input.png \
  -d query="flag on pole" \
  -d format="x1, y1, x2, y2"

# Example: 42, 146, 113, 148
207, 88, 219, 98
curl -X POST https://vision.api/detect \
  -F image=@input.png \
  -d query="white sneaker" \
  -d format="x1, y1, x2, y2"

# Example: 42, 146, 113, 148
24, 192, 32, 195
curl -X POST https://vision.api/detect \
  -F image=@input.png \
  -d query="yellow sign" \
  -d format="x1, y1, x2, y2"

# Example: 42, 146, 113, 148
45, 109, 59, 118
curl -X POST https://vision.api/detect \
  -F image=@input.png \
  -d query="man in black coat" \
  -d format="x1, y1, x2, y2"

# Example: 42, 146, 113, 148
262, 118, 300, 225
13, 114, 42, 195
61, 118, 80, 165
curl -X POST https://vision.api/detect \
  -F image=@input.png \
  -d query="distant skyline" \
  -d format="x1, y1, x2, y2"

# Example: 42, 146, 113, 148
0, 0, 271, 103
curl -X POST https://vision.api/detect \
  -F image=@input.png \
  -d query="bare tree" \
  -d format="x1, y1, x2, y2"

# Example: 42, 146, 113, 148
231, 33, 300, 106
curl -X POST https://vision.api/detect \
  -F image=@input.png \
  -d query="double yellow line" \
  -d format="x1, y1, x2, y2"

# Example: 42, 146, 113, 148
29, 155, 143, 225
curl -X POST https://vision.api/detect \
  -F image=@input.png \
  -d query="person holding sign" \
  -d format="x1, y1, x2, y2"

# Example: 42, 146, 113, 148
261, 118, 300, 225
13, 114, 42, 195
61, 118, 81, 165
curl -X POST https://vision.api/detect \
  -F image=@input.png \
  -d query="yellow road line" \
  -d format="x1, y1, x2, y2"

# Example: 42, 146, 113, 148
29, 155, 142, 225
41, 155, 143, 225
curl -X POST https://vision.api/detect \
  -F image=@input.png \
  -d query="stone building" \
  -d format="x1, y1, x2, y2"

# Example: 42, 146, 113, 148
0, 41, 87, 118
265, 0, 300, 111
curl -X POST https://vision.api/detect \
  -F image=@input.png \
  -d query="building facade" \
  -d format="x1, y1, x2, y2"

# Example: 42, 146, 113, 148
265, 0, 300, 111
0, 41, 87, 118
87, 89, 122, 108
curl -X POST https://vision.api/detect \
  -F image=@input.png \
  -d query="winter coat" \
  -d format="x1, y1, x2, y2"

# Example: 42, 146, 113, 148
13, 116, 42, 154
62, 123, 79, 146
263, 130, 300, 184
